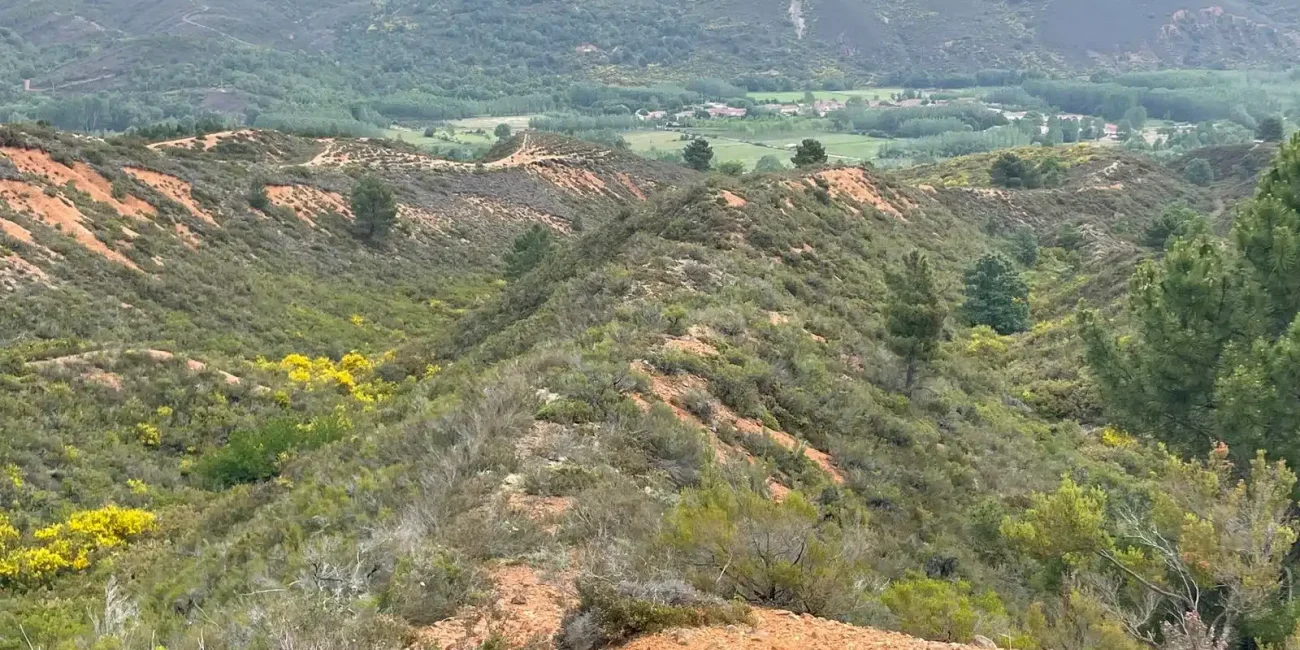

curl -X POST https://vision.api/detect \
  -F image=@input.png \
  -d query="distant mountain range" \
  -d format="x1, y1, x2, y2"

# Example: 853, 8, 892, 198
1, 0, 1298, 130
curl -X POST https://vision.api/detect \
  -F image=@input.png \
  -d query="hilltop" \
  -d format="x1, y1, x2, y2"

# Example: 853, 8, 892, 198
3, 125, 1297, 650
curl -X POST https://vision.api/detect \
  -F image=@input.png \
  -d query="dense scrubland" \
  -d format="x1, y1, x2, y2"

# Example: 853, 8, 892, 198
2, 106, 1300, 650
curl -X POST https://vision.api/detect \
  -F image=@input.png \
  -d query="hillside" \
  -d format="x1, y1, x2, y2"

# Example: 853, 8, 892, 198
5, 124, 1300, 650
0, 126, 687, 346
3, 0, 1300, 131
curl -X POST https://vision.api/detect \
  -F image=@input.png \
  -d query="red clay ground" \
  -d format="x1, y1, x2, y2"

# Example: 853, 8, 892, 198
622, 609, 983, 650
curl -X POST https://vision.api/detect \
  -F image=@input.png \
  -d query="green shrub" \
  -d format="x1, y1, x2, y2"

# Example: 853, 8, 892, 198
678, 388, 714, 422
608, 404, 711, 488
379, 546, 485, 626
247, 179, 271, 211
663, 305, 689, 336
196, 414, 350, 487
525, 463, 602, 496
558, 579, 753, 650
505, 225, 555, 280
880, 573, 1007, 643
538, 398, 597, 424
716, 161, 746, 177
662, 482, 859, 615
1141, 205, 1203, 250
1183, 158, 1214, 187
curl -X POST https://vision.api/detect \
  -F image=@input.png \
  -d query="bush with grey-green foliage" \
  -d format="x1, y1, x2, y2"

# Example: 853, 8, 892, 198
716, 160, 745, 176
558, 580, 753, 650
379, 546, 486, 625
754, 155, 786, 172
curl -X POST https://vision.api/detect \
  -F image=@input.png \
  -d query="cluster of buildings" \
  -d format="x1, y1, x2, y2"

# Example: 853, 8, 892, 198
636, 102, 749, 121
633, 96, 976, 123
636, 99, 853, 122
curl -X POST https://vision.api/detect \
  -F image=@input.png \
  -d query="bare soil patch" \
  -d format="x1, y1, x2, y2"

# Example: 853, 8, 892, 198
266, 184, 352, 226
621, 608, 981, 650
125, 167, 218, 226
0, 148, 155, 220
719, 190, 747, 207
146, 130, 255, 151
415, 564, 576, 650
0, 179, 137, 269
814, 168, 905, 219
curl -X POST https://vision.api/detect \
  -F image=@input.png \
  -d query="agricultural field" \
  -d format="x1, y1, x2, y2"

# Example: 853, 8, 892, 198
445, 114, 543, 131
383, 125, 500, 158
394, 72, 1280, 169
624, 128, 889, 168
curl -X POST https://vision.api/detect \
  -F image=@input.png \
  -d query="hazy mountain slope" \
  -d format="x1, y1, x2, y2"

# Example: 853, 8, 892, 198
2, 0, 1299, 122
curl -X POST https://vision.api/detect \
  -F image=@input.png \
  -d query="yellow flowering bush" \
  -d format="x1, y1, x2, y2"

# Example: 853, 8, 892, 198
136, 422, 162, 447
258, 351, 399, 403
0, 513, 18, 549
1099, 426, 1136, 448
966, 325, 1010, 360
0, 506, 156, 584
4, 463, 22, 488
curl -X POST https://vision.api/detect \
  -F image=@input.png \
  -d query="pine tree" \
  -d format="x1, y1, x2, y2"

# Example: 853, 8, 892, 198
504, 224, 554, 280
961, 253, 1030, 334
1257, 116, 1285, 142
754, 155, 786, 172
990, 153, 1041, 189
1043, 117, 1062, 146
1183, 158, 1214, 187
1117, 119, 1134, 141
885, 251, 947, 392
494, 123, 513, 140
790, 139, 827, 167
1122, 105, 1148, 131
1080, 235, 1243, 449
247, 178, 270, 211
1060, 118, 1080, 144
682, 139, 714, 172
351, 175, 398, 242
1237, 133, 1300, 332
1009, 228, 1038, 266
1081, 134, 1300, 467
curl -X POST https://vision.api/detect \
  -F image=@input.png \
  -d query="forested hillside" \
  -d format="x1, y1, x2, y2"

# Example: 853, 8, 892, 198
3, 0, 1300, 132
